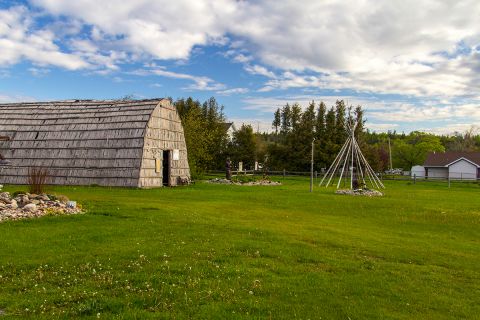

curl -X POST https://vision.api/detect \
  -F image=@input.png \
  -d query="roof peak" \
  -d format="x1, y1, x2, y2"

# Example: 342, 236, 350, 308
424, 151, 480, 167
0, 98, 167, 106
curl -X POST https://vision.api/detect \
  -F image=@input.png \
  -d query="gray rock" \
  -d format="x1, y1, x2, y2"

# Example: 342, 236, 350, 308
18, 195, 30, 206
7, 199, 17, 209
37, 194, 50, 201
0, 192, 10, 199
22, 203, 37, 212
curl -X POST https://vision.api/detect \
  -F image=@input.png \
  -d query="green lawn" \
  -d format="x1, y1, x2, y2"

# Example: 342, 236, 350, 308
0, 178, 479, 319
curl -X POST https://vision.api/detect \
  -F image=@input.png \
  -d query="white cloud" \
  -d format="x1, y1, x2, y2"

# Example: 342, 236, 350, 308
0, 6, 89, 69
421, 124, 479, 135
28, 67, 50, 77
365, 123, 399, 132
244, 64, 276, 79
368, 103, 480, 123
217, 88, 249, 96
228, 117, 273, 133
0, 0, 479, 106
233, 54, 252, 63
0, 93, 36, 103
132, 66, 225, 91
31, 0, 235, 60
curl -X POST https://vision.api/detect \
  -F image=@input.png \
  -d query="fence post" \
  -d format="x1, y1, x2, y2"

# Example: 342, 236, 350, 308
448, 173, 451, 188
283, 169, 286, 178
414, 174, 416, 184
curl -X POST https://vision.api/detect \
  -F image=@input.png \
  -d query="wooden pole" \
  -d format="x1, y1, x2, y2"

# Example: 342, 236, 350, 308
388, 137, 393, 171
310, 138, 315, 193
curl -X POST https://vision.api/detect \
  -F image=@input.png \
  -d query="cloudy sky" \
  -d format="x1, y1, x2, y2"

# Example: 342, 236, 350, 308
1, 0, 479, 134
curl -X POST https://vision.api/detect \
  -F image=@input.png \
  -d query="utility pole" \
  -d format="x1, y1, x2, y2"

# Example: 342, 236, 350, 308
388, 137, 393, 171
310, 138, 315, 193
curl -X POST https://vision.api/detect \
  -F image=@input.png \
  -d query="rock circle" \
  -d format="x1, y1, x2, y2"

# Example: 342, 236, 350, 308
207, 178, 282, 186
335, 189, 383, 197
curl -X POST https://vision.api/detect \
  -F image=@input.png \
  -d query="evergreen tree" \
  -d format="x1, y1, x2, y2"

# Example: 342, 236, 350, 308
290, 103, 302, 132
315, 101, 326, 140
280, 104, 291, 135
272, 108, 281, 136
334, 100, 347, 145
324, 107, 337, 165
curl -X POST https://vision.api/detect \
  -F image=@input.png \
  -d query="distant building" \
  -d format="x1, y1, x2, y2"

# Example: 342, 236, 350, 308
410, 165, 425, 178
222, 122, 236, 140
0, 99, 190, 187
423, 152, 480, 180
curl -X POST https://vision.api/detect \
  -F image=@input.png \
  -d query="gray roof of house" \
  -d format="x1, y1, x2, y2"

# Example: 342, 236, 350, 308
424, 151, 480, 167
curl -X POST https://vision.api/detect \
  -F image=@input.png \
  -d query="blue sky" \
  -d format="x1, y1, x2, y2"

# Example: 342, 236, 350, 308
1, 0, 479, 134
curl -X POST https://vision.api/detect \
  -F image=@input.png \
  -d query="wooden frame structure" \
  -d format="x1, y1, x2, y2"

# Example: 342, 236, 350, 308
319, 118, 384, 190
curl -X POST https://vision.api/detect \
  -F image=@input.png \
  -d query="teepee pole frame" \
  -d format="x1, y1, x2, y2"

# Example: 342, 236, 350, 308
319, 113, 385, 190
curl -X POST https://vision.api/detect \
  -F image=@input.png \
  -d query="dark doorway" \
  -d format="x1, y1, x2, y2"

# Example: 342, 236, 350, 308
162, 150, 170, 186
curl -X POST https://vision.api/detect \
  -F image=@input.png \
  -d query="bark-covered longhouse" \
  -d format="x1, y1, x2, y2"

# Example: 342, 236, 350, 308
0, 99, 190, 188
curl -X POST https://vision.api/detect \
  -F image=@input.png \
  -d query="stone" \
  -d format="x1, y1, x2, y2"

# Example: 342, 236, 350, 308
66, 201, 77, 208
7, 199, 17, 209
18, 195, 30, 205
0, 191, 10, 199
22, 203, 37, 212
37, 194, 50, 201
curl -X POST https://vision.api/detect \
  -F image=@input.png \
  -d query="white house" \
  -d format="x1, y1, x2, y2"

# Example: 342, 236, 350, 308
223, 122, 236, 140
423, 152, 480, 180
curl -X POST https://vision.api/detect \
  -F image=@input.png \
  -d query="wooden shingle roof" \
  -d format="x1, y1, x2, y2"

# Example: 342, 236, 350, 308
0, 99, 168, 186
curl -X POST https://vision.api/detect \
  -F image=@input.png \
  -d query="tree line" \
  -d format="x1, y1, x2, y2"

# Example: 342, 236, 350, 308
174, 97, 480, 177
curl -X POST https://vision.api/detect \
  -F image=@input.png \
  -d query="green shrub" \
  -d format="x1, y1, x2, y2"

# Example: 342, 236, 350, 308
12, 191, 26, 198
232, 175, 258, 183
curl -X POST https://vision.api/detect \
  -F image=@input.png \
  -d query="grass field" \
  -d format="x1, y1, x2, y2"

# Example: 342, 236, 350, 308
0, 178, 479, 319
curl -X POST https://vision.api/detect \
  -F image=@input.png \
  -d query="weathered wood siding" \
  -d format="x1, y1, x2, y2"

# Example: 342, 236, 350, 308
0, 99, 190, 187
139, 100, 190, 187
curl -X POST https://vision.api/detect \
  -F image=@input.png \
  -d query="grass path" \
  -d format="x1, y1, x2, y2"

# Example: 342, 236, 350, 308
0, 178, 479, 319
